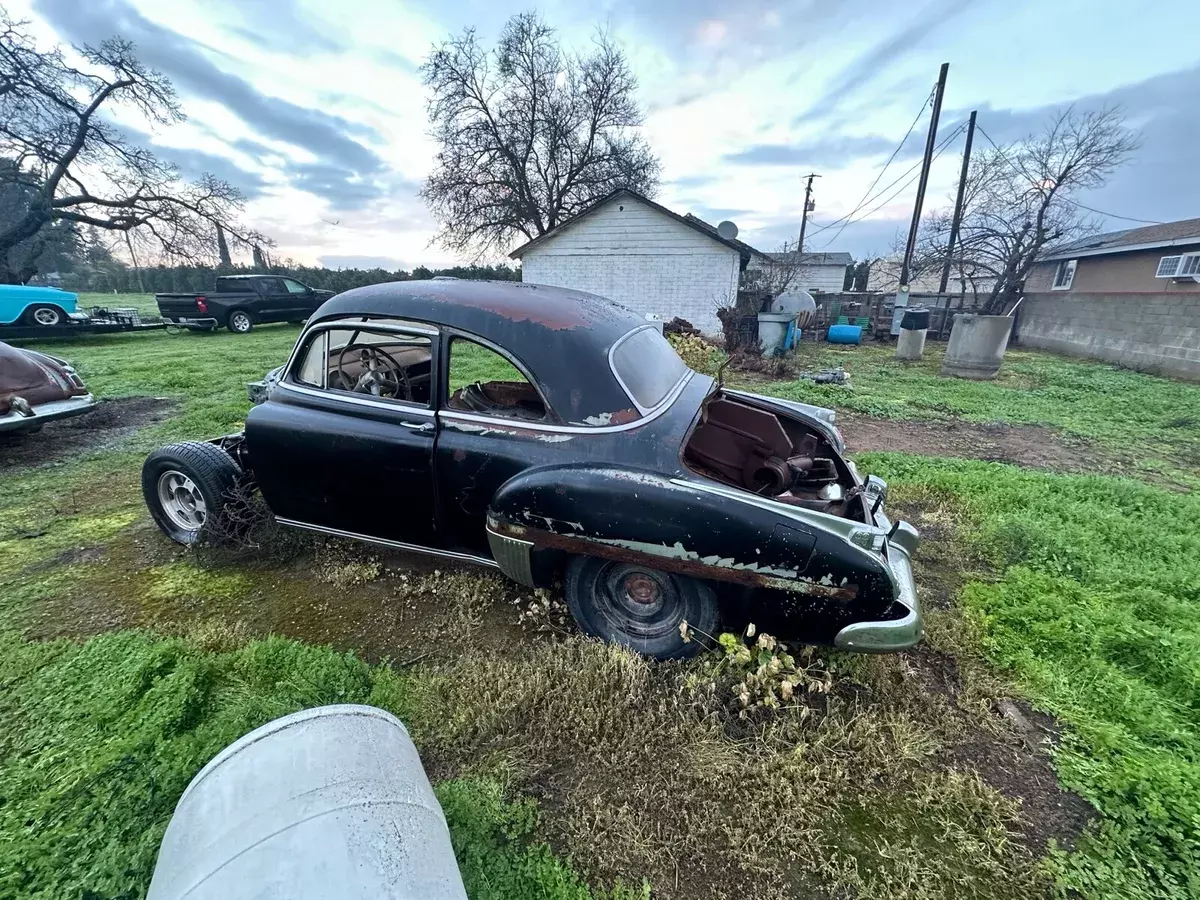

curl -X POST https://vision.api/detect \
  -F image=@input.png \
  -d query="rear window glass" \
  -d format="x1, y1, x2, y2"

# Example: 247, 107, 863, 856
610, 326, 688, 411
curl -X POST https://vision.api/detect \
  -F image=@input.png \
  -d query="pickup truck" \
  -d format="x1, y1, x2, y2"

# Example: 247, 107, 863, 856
156, 275, 334, 334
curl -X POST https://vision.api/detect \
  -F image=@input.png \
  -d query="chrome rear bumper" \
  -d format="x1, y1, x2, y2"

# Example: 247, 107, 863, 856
0, 393, 96, 433
833, 525, 922, 653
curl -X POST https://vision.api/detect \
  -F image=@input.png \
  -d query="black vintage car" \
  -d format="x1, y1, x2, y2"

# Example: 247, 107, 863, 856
141, 280, 920, 659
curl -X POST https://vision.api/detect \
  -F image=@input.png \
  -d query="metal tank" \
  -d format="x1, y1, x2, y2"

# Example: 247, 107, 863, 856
147, 705, 467, 900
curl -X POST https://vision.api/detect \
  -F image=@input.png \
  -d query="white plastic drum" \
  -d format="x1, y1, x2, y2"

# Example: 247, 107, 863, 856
147, 705, 467, 900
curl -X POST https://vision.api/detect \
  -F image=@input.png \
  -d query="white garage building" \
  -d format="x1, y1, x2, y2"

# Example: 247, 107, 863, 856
509, 189, 753, 335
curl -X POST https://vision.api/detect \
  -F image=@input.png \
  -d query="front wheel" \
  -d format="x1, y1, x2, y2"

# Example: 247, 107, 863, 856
142, 441, 245, 544
564, 556, 718, 660
24, 304, 64, 327
227, 310, 253, 334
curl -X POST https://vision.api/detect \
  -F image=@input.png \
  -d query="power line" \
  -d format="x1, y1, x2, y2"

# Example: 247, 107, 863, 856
799, 90, 934, 243
817, 122, 966, 248
975, 125, 1163, 226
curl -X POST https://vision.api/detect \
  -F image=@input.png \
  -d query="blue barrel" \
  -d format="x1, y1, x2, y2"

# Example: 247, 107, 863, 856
826, 323, 862, 345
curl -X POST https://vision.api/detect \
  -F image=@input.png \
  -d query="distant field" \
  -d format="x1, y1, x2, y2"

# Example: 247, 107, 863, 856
77, 292, 159, 317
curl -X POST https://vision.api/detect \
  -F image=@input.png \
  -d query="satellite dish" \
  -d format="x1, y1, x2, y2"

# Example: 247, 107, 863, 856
717, 220, 739, 240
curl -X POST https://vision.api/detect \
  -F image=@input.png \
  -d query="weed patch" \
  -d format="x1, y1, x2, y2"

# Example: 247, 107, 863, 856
861, 451, 1200, 900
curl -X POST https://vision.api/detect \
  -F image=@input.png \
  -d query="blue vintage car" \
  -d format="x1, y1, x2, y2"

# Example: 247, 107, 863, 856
0, 284, 81, 327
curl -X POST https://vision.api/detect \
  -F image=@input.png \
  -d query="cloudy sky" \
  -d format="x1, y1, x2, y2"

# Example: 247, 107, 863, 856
11, 0, 1199, 268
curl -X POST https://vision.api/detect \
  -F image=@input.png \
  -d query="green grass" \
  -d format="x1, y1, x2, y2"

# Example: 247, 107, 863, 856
77, 291, 160, 317
0, 628, 639, 900
449, 337, 528, 391
860, 452, 1200, 900
4, 328, 1200, 899
743, 342, 1200, 469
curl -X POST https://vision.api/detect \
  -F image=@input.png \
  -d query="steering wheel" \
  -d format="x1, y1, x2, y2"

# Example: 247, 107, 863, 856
335, 344, 413, 401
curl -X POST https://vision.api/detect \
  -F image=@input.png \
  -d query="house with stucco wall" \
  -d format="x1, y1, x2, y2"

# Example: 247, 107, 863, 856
1026, 218, 1200, 294
509, 189, 753, 335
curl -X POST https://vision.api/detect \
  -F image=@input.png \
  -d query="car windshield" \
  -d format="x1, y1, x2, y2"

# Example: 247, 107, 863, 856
609, 326, 688, 411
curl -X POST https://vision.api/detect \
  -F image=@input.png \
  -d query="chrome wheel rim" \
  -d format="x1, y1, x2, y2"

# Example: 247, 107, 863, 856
33, 307, 60, 325
231, 312, 250, 331
157, 469, 207, 531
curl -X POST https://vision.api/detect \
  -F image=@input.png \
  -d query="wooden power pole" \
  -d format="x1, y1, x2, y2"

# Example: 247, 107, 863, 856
899, 62, 950, 290
938, 109, 977, 293
796, 173, 819, 254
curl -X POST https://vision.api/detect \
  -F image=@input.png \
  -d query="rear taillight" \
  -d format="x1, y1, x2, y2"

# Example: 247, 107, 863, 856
195, 296, 208, 313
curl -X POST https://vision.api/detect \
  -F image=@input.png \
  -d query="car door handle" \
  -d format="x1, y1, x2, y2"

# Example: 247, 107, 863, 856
401, 421, 435, 432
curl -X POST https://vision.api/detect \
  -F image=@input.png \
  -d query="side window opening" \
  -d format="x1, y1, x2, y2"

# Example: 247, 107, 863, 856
291, 327, 434, 406
446, 337, 546, 421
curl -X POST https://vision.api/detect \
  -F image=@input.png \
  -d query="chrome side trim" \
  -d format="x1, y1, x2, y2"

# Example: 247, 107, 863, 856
313, 318, 440, 337
439, 370, 695, 435
607, 324, 690, 416
486, 525, 535, 587
275, 518, 499, 569
274, 381, 436, 417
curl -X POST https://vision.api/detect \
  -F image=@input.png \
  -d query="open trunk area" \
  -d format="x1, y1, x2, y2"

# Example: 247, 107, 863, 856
683, 392, 868, 522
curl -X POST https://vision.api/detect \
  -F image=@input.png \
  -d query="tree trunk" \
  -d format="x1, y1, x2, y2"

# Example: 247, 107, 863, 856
216, 224, 232, 266
0, 261, 21, 285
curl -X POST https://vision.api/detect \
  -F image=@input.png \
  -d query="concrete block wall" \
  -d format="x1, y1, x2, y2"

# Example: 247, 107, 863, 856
1015, 292, 1200, 381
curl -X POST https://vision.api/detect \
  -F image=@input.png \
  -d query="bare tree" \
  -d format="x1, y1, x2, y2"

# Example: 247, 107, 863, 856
0, 11, 267, 283
916, 107, 1136, 314
420, 12, 660, 257
741, 240, 813, 297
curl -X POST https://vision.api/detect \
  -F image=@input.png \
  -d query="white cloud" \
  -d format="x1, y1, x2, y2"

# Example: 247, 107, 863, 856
16, 0, 1200, 265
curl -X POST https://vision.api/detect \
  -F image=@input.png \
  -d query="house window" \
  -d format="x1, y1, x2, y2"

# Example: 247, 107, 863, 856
1180, 254, 1200, 277
1155, 255, 1183, 278
1051, 259, 1077, 290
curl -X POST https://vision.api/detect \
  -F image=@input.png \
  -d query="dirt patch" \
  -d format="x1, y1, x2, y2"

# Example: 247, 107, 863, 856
840, 412, 1126, 474
23, 522, 541, 666
0, 397, 177, 469
946, 706, 1097, 854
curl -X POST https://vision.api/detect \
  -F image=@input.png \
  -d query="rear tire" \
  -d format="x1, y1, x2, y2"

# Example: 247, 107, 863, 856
564, 556, 718, 660
23, 304, 65, 327
227, 310, 253, 334
142, 441, 245, 544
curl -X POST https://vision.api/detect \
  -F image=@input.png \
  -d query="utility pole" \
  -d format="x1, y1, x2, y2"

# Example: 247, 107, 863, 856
796, 173, 819, 254
938, 109, 977, 293
899, 62, 949, 290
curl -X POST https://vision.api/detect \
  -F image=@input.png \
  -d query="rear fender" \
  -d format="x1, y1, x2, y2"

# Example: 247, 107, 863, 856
486, 464, 892, 604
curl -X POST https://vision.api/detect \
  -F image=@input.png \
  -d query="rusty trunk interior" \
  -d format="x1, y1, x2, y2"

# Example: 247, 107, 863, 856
682, 392, 869, 522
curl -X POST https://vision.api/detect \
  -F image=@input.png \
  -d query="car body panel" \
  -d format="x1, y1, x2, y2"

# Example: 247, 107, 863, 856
313, 281, 656, 424
231, 280, 920, 652
0, 284, 79, 325
0, 341, 95, 432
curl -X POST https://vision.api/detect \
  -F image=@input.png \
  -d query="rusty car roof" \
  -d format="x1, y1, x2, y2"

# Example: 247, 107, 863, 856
311, 279, 662, 424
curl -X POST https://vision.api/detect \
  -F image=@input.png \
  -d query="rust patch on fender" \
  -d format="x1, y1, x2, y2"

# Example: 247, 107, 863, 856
491, 520, 858, 600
